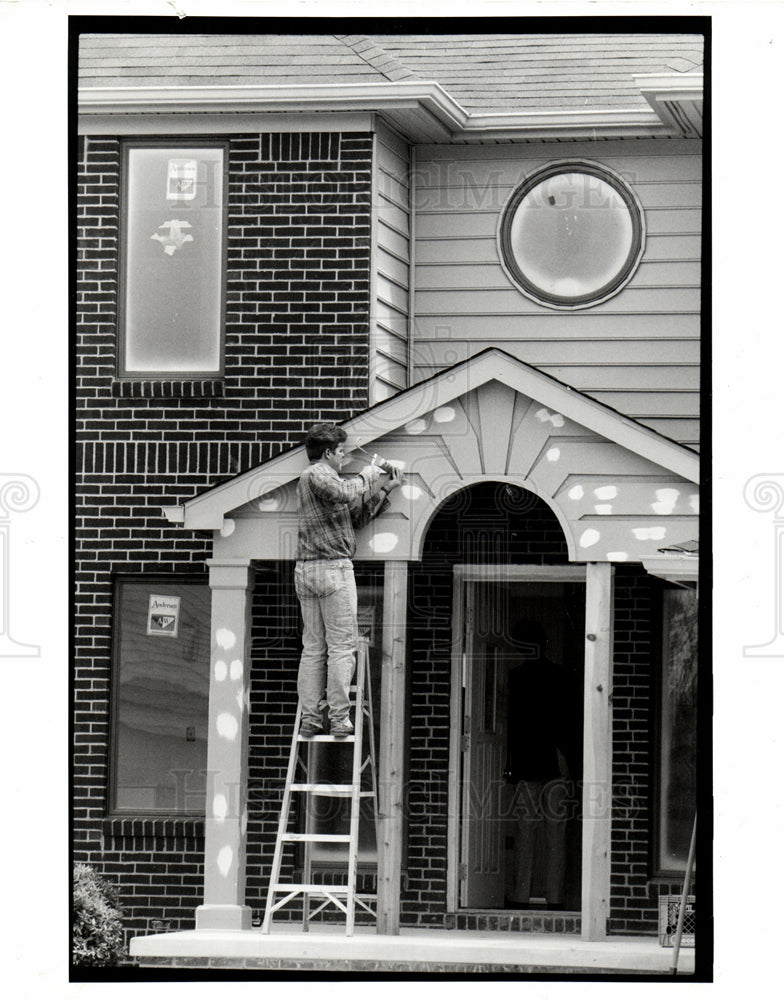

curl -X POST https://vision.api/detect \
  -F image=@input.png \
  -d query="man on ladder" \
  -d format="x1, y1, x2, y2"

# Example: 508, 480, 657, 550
261, 423, 402, 935
294, 422, 401, 737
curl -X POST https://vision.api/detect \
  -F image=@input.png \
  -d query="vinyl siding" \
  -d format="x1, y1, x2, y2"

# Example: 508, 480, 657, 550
411, 139, 702, 447
372, 121, 411, 401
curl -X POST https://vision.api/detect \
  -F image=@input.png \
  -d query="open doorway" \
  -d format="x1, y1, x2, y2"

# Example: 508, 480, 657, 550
452, 567, 585, 912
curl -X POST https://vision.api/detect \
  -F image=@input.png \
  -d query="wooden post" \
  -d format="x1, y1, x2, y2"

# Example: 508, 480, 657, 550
581, 561, 614, 940
376, 561, 408, 935
195, 557, 255, 931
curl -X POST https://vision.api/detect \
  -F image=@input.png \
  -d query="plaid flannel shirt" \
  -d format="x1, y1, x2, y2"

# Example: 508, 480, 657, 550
295, 461, 390, 561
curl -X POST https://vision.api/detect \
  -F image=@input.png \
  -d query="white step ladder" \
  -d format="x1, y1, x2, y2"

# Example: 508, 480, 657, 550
261, 636, 378, 935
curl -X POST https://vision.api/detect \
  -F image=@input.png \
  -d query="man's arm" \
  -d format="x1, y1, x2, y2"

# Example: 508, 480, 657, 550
350, 466, 403, 527
307, 462, 381, 506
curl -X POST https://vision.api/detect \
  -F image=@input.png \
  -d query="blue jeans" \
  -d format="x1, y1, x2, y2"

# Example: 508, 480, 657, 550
295, 559, 357, 727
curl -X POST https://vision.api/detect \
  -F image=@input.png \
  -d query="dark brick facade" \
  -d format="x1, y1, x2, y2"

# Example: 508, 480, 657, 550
74, 129, 375, 943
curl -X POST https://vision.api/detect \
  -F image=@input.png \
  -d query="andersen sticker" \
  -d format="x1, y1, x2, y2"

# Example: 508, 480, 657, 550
147, 594, 181, 638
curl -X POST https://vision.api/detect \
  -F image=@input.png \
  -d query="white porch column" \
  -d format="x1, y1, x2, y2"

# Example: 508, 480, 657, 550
581, 561, 614, 941
376, 560, 408, 935
195, 557, 256, 931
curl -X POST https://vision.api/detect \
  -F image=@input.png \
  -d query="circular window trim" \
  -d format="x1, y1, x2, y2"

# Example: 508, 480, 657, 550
497, 159, 646, 311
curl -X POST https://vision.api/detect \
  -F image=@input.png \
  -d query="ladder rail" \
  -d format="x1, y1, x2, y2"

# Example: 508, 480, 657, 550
260, 699, 304, 934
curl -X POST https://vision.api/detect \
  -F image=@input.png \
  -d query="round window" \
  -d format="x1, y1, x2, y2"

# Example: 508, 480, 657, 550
498, 161, 645, 310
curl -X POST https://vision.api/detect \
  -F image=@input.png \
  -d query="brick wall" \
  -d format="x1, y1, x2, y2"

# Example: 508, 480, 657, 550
74, 129, 375, 941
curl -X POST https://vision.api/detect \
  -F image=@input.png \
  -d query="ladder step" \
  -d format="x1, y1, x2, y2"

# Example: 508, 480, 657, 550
281, 832, 352, 843
271, 884, 378, 897
273, 883, 350, 894
290, 783, 374, 797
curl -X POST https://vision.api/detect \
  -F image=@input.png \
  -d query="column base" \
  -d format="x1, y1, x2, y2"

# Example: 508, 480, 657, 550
195, 904, 253, 931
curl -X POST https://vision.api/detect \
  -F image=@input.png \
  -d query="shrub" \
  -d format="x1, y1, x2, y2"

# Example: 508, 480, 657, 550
72, 863, 127, 967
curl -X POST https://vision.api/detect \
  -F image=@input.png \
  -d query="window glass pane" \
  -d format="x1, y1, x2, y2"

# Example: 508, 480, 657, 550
499, 163, 643, 308
305, 586, 382, 864
123, 146, 224, 373
509, 174, 633, 297
658, 588, 698, 871
113, 580, 211, 813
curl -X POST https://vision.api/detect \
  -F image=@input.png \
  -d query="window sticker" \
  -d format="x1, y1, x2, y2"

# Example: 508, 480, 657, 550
150, 219, 193, 256
167, 158, 198, 200
147, 594, 181, 637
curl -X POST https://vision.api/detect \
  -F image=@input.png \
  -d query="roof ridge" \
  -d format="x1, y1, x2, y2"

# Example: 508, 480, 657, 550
333, 34, 420, 83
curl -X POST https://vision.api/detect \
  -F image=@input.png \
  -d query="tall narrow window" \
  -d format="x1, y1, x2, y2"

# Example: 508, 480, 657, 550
120, 143, 226, 376
110, 578, 211, 814
657, 587, 698, 872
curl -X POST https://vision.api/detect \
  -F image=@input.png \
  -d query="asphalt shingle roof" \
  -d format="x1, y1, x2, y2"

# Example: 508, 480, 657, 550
78, 32, 704, 116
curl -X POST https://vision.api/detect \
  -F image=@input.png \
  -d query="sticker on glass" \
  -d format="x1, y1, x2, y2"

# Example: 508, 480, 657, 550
147, 594, 181, 637
167, 158, 198, 201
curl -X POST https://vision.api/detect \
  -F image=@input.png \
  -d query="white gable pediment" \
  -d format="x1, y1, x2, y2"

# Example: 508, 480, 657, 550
165, 350, 699, 564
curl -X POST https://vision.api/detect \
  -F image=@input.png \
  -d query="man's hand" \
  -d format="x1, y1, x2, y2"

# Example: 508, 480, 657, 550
385, 466, 403, 491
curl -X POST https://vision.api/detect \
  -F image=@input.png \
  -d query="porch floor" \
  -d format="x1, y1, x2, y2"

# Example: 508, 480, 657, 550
130, 924, 695, 975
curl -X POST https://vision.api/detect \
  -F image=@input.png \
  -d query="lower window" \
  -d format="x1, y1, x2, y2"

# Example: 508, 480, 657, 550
656, 586, 698, 873
110, 577, 211, 814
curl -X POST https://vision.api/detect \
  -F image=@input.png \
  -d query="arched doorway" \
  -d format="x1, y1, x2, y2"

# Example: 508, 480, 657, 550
408, 483, 585, 917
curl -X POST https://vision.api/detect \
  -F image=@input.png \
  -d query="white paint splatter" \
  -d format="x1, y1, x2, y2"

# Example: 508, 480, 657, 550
433, 406, 456, 423
546, 447, 560, 462
594, 486, 618, 500
535, 407, 564, 428
405, 418, 427, 435
217, 845, 233, 878
568, 484, 584, 501
401, 483, 423, 501
594, 504, 613, 515
580, 529, 601, 548
689, 494, 699, 514
214, 660, 228, 682
220, 518, 235, 538
213, 794, 228, 821
368, 532, 399, 554
217, 712, 238, 740
652, 488, 680, 515
607, 552, 629, 561
230, 659, 243, 681
633, 526, 667, 541
216, 628, 236, 650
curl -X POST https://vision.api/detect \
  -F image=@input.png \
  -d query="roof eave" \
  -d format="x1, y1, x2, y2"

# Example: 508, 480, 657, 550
78, 82, 689, 142
634, 72, 704, 138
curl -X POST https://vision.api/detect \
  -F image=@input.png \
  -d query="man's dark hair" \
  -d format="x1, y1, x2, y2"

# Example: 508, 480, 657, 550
304, 422, 347, 460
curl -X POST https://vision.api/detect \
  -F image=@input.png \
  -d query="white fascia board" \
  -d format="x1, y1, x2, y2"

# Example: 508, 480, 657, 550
634, 72, 704, 98
179, 349, 699, 529
641, 555, 699, 583
78, 81, 467, 135
459, 107, 669, 141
